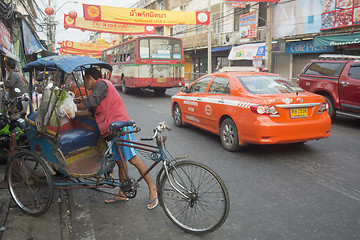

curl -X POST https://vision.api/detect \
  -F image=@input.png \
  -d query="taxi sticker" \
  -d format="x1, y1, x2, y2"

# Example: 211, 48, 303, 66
188, 107, 195, 112
205, 105, 212, 115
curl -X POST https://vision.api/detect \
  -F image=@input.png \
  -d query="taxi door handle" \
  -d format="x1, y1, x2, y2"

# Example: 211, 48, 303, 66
197, 97, 202, 101
341, 81, 349, 86
218, 100, 225, 103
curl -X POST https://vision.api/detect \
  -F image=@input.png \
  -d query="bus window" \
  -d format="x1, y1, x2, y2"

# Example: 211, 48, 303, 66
149, 38, 182, 60
127, 41, 135, 62
139, 39, 150, 59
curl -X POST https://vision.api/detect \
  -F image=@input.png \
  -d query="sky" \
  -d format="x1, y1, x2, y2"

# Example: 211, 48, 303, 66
36, 0, 140, 46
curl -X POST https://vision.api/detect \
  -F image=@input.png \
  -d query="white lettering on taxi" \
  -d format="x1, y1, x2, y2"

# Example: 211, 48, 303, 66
185, 114, 200, 123
184, 100, 198, 106
188, 107, 194, 112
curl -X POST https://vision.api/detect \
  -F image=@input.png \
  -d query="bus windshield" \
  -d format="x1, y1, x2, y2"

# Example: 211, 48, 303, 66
139, 38, 182, 60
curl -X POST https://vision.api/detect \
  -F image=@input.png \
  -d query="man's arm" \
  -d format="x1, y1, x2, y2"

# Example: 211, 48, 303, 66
75, 109, 92, 117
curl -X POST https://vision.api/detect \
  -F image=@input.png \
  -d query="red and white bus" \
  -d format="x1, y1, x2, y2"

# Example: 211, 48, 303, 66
102, 36, 185, 94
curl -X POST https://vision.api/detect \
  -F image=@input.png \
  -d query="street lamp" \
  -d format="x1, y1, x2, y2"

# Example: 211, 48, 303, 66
46, 1, 78, 51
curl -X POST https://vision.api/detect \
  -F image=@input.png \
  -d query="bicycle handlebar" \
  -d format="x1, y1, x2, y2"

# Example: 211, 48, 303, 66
140, 122, 171, 141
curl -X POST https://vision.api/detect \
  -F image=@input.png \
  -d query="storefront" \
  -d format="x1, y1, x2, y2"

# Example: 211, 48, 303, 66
284, 40, 334, 80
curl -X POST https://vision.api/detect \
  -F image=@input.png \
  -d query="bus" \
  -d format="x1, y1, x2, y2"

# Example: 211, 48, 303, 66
102, 36, 185, 94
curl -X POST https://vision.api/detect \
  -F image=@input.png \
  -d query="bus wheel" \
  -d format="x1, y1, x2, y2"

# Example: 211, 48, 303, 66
121, 77, 129, 94
154, 88, 166, 95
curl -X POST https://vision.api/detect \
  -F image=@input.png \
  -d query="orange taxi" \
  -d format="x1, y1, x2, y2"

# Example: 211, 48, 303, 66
171, 67, 331, 151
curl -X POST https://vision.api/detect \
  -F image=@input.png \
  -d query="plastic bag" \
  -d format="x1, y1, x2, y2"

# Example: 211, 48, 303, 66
58, 91, 77, 119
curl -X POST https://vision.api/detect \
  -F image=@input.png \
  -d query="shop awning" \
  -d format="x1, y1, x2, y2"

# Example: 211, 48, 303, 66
212, 46, 232, 52
314, 33, 360, 47
228, 42, 266, 60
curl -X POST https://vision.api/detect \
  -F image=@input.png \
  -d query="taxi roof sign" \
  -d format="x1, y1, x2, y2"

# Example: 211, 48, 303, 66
221, 66, 258, 72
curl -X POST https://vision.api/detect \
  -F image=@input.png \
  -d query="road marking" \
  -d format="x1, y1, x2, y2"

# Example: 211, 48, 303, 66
317, 179, 360, 202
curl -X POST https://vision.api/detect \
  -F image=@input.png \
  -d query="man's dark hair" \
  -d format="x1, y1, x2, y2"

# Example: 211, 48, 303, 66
5, 58, 16, 70
84, 67, 102, 80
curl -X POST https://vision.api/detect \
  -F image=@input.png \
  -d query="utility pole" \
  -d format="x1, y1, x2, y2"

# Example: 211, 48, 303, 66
207, 0, 212, 74
47, 0, 52, 51
265, 2, 273, 72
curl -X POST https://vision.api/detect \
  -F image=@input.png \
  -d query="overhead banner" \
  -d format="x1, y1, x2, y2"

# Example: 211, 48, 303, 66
83, 4, 210, 26
61, 41, 111, 51
228, 42, 266, 60
64, 14, 155, 35
224, 0, 279, 2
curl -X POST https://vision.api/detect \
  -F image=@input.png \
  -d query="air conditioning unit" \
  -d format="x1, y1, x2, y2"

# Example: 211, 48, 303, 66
223, 33, 236, 45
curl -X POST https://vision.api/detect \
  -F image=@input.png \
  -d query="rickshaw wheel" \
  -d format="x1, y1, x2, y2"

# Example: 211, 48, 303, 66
6, 150, 54, 216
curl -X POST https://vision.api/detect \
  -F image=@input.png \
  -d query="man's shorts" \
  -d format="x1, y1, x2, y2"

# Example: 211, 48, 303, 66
112, 126, 138, 162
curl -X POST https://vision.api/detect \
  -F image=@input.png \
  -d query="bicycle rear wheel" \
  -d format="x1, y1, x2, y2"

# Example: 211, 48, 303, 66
6, 150, 54, 216
159, 161, 229, 234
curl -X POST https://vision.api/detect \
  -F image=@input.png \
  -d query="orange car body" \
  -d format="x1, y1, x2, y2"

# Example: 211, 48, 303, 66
171, 71, 331, 148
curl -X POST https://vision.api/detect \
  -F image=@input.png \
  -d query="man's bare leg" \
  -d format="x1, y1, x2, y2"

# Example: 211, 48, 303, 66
128, 155, 157, 208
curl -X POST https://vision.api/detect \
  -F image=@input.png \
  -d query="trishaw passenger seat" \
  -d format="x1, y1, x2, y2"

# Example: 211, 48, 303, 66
109, 120, 135, 132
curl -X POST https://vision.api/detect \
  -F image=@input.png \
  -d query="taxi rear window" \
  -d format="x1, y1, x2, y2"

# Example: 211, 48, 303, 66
237, 76, 304, 94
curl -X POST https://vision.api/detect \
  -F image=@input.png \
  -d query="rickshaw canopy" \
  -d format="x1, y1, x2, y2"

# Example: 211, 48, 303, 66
22, 55, 112, 74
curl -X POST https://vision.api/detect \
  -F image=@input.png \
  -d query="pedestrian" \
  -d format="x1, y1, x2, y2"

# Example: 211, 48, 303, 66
75, 67, 158, 209
4, 58, 27, 119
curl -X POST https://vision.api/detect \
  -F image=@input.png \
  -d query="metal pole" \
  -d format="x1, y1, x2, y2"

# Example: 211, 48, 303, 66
207, 0, 212, 74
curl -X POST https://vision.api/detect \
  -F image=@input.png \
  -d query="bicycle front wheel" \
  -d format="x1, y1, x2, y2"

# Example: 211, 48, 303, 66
6, 150, 54, 216
159, 161, 230, 234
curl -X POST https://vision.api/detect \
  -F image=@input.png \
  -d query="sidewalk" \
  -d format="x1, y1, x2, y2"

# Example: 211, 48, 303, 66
0, 163, 70, 240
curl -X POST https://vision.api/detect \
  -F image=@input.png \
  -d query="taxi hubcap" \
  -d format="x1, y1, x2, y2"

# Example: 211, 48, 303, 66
174, 108, 181, 122
223, 125, 235, 145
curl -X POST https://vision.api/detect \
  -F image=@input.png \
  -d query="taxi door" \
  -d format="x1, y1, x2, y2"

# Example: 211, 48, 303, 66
200, 77, 230, 132
183, 76, 213, 126
339, 63, 360, 113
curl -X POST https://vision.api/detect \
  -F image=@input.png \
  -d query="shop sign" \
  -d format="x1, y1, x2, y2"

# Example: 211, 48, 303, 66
314, 33, 360, 47
286, 40, 334, 54
239, 11, 257, 39
228, 42, 266, 60
0, 20, 18, 60
22, 19, 45, 55
321, 0, 360, 30
253, 56, 263, 68
83, 4, 210, 26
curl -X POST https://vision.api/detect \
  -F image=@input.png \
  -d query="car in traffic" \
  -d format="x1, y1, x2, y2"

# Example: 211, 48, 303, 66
171, 67, 331, 151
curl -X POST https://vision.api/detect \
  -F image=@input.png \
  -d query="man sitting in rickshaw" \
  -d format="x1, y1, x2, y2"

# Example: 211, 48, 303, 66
75, 68, 158, 210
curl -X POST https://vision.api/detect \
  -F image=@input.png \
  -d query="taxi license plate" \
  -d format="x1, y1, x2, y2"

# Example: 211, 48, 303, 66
290, 108, 308, 118
157, 78, 166, 83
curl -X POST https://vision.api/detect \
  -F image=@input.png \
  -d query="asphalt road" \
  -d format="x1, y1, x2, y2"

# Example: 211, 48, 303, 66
67, 88, 360, 240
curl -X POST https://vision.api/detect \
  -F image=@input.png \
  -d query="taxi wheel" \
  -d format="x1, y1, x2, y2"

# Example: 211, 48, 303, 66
173, 104, 184, 127
220, 118, 240, 152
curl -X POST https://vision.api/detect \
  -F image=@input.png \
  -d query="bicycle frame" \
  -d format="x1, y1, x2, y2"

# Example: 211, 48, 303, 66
53, 128, 191, 201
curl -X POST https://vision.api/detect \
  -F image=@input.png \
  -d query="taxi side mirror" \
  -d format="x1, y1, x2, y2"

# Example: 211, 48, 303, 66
181, 86, 189, 93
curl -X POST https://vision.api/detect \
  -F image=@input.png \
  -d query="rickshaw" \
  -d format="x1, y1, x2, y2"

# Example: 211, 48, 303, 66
6, 55, 229, 234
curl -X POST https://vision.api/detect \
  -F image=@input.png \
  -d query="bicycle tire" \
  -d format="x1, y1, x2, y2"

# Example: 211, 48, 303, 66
159, 160, 230, 234
6, 150, 54, 216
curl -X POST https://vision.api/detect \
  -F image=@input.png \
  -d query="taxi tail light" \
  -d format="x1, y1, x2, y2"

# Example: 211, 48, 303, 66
250, 105, 279, 116
317, 102, 328, 114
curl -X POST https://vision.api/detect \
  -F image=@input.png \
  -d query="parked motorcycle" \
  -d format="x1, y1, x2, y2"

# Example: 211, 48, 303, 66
0, 87, 28, 164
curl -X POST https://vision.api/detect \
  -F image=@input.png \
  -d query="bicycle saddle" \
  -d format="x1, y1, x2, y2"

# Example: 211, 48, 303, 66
109, 120, 136, 131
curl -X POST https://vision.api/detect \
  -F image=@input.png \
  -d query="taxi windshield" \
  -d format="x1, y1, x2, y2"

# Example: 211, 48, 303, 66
237, 75, 304, 94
